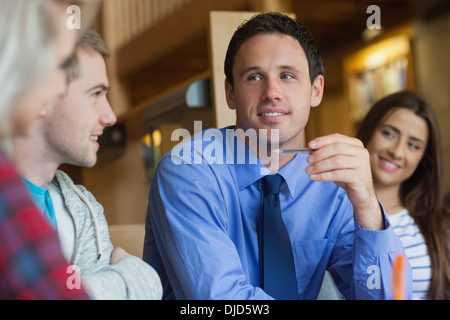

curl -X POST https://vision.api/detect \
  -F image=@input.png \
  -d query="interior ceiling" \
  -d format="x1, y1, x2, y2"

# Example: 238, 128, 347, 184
118, 0, 450, 84
121, 0, 414, 105
293, 0, 450, 50
291, 0, 411, 51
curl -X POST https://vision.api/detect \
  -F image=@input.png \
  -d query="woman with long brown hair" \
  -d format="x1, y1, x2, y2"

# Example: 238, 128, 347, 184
358, 90, 450, 299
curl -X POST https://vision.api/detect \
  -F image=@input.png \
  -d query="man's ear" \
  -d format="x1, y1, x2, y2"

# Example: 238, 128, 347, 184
310, 74, 324, 108
225, 79, 236, 110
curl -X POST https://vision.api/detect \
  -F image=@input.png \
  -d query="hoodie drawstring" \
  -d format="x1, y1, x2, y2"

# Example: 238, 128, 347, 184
72, 186, 103, 260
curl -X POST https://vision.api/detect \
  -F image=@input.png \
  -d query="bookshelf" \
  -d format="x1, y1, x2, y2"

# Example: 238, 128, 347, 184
343, 26, 415, 129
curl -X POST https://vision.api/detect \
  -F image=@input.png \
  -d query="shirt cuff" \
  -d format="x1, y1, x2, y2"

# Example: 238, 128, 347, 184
353, 202, 403, 257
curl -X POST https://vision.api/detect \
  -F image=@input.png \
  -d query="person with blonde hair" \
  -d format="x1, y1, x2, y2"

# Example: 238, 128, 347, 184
0, 0, 99, 299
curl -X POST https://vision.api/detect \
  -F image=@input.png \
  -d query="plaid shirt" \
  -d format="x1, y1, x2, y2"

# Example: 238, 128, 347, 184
0, 151, 89, 299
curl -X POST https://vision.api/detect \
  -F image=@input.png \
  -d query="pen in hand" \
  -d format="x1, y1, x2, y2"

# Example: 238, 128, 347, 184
275, 148, 315, 154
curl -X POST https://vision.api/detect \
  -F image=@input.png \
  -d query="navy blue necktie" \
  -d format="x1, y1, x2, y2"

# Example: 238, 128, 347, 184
258, 174, 298, 299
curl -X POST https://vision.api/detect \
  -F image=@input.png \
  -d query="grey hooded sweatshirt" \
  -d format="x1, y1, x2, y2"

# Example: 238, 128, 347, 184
48, 170, 162, 300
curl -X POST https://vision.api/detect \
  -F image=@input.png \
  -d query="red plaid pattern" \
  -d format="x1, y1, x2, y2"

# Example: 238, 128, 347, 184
0, 151, 89, 299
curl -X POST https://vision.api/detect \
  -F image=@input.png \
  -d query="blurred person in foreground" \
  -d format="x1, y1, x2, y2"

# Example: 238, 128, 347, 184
0, 0, 100, 299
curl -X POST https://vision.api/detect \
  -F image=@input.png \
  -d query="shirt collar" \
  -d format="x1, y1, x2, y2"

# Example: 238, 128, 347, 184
22, 177, 47, 196
21, 177, 47, 211
229, 128, 307, 198
228, 128, 267, 191
277, 153, 309, 198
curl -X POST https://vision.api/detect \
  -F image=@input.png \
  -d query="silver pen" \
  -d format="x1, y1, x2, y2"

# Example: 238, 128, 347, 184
277, 148, 315, 154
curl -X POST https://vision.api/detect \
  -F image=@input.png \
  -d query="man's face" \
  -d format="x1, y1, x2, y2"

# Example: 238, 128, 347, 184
225, 33, 324, 149
44, 49, 116, 167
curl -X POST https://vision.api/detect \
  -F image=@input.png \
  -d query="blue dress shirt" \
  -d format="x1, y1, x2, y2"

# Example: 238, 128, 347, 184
144, 126, 412, 300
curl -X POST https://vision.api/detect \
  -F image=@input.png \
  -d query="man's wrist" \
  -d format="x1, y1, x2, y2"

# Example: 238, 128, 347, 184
353, 198, 384, 231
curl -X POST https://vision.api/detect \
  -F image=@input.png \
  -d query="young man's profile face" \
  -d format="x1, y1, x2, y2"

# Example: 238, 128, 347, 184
43, 49, 116, 168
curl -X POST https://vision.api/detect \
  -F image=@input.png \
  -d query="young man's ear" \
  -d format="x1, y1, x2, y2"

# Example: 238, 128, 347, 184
310, 74, 324, 108
225, 79, 236, 111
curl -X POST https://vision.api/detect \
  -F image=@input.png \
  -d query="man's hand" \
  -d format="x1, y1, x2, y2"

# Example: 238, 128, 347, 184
110, 246, 130, 264
306, 134, 384, 231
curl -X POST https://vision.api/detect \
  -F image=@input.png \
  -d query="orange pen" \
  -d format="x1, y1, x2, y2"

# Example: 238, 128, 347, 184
392, 254, 406, 300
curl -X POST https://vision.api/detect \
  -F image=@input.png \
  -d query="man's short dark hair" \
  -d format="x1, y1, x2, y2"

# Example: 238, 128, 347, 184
224, 12, 324, 87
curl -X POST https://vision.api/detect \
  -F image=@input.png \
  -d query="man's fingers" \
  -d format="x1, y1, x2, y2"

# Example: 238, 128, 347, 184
305, 134, 371, 186
308, 168, 354, 184
307, 142, 363, 166
308, 133, 363, 150
307, 155, 356, 175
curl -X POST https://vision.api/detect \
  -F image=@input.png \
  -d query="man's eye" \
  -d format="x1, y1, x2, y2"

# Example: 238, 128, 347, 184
248, 75, 261, 81
281, 74, 294, 80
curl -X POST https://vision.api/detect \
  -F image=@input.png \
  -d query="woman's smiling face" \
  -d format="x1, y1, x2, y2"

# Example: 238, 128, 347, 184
366, 107, 429, 189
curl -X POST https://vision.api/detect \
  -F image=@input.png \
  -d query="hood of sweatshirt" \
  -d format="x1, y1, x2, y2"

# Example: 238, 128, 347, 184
52, 170, 103, 260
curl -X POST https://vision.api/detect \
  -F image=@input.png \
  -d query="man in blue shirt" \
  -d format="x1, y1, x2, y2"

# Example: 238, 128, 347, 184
143, 12, 412, 300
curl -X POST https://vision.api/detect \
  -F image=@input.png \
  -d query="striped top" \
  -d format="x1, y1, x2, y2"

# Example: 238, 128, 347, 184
389, 209, 431, 300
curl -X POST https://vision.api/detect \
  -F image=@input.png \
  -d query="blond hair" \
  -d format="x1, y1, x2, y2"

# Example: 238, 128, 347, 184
0, 0, 100, 154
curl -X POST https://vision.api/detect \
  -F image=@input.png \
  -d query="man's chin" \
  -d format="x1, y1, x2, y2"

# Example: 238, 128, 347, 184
69, 157, 97, 169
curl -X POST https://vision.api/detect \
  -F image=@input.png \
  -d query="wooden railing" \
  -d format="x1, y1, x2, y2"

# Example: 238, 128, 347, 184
102, 0, 193, 51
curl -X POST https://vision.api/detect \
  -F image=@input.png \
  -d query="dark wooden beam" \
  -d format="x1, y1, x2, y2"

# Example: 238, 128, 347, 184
116, 0, 247, 76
